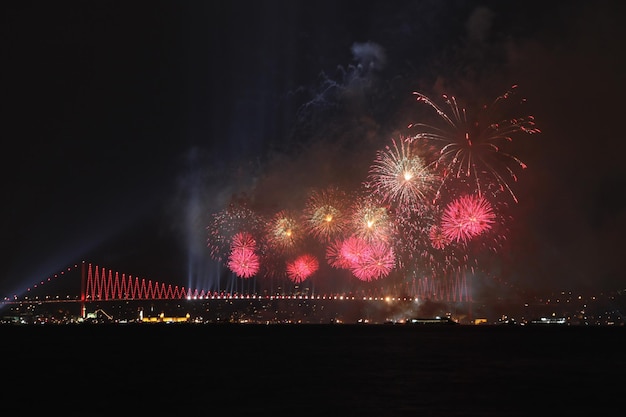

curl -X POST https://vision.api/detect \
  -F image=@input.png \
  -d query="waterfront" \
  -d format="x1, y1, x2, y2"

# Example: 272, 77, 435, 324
2, 288, 625, 326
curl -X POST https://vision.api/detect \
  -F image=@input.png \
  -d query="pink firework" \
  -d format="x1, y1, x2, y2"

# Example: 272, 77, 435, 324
227, 247, 260, 278
231, 231, 257, 251
340, 235, 370, 268
325, 239, 352, 269
368, 136, 438, 207
440, 194, 496, 243
286, 254, 319, 283
351, 241, 396, 281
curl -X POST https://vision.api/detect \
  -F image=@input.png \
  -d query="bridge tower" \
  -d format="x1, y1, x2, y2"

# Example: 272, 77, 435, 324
80, 261, 86, 318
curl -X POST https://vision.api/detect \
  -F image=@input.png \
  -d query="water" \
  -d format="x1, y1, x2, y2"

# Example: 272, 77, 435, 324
2, 324, 624, 415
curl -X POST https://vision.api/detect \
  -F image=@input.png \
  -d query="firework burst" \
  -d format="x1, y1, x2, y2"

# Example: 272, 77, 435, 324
226, 231, 260, 278
303, 186, 350, 242
350, 240, 396, 281
368, 136, 438, 207
407, 85, 540, 203
389, 199, 478, 288
326, 238, 352, 269
339, 235, 370, 268
206, 202, 264, 261
231, 231, 257, 251
227, 247, 260, 278
203, 87, 538, 300
266, 210, 303, 255
440, 194, 496, 244
286, 254, 319, 283
349, 196, 393, 242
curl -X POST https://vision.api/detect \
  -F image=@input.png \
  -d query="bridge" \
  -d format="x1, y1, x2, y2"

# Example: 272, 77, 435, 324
1, 261, 471, 320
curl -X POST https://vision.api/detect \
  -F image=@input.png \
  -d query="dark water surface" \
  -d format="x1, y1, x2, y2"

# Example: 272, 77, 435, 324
2, 324, 624, 415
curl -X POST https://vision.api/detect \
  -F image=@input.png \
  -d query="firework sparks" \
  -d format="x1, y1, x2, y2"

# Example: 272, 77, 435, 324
231, 231, 257, 251
227, 231, 261, 278
440, 194, 496, 244
266, 210, 303, 254
368, 136, 438, 207
286, 254, 319, 283
227, 247, 260, 278
407, 86, 540, 203
206, 202, 264, 261
203, 88, 537, 301
339, 235, 370, 268
303, 186, 350, 242
350, 196, 393, 242
326, 238, 352, 269
428, 225, 451, 250
350, 240, 396, 281
391, 201, 452, 274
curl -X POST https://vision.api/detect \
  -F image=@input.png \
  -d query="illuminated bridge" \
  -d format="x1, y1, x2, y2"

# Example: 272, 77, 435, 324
0, 261, 471, 321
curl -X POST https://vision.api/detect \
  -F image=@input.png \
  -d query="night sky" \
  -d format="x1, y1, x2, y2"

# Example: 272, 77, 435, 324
2, 0, 626, 302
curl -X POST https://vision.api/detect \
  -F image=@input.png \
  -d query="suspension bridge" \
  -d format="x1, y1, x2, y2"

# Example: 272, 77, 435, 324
1, 261, 471, 320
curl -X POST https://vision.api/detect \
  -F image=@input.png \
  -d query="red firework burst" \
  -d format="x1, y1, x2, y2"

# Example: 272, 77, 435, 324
286, 254, 319, 283
227, 247, 260, 278
340, 235, 370, 268
350, 241, 396, 281
325, 239, 352, 269
408, 86, 540, 203
231, 231, 257, 251
440, 194, 495, 243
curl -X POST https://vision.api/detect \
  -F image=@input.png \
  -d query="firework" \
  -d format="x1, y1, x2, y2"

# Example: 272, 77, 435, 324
326, 238, 352, 269
349, 196, 393, 242
390, 199, 475, 287
428, 225, 451, 250
391, 202, 447, 271
231, 231, 257, 251
286, 254, 319, 283
339, 235, 370, 268
227, 247, 260, 278
440, 194, 495, 244
407, 86, 540, 203
303, 186, 350, 242
368, 136, 438, 207
202, 88, 537, 300
350, 240, 396, 281
227, 231, 260, 278
266, 210, 303, 254
206, 202, 264, 261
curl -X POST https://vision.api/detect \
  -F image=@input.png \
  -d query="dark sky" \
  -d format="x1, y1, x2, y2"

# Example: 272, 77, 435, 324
2, 0, 626, 301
